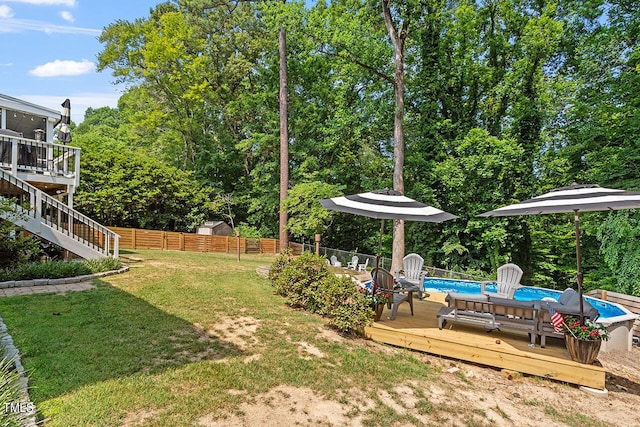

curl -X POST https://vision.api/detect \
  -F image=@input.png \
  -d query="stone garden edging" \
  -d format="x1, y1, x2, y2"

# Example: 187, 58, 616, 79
0, 266, 130, 289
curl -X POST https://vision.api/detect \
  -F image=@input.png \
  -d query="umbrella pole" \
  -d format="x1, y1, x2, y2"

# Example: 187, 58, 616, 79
574, 210, 585, 323
376, 219, 385, 269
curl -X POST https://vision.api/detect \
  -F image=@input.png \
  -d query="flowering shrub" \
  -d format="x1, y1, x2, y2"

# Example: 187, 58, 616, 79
564, 316, 610, 341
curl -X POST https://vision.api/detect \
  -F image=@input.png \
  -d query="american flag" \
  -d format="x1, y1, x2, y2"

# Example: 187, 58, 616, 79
548, 305, 564, 332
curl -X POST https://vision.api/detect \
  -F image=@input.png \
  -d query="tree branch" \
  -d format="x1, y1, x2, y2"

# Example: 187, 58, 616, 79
315, 45, 394, 85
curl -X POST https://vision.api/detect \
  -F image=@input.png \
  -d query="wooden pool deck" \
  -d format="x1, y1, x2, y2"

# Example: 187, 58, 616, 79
364, 293, 606, 389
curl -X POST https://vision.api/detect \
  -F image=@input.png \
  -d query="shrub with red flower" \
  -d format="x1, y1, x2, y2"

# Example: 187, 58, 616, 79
563, 315, 610, 341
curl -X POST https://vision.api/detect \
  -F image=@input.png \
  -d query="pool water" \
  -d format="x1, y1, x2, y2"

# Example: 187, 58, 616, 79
422, 277, 627, 319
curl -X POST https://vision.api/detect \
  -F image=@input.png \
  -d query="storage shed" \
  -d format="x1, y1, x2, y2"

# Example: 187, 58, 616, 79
196, 221, 233, 236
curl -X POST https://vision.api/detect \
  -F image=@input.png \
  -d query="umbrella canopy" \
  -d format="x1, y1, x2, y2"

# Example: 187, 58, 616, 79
478, 184, 640, 216
57, 98, 72, 143
479, 183, 640, 321
321, 189, 457, 266
320, 189, 457, 222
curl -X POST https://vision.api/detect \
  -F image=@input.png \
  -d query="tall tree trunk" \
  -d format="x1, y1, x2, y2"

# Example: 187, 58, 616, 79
383, 0, 408, 273
279, 23, 289, 249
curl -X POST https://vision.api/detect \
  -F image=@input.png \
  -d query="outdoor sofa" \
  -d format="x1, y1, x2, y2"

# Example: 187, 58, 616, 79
437, 288, 599, 348
437, 293, 538, 345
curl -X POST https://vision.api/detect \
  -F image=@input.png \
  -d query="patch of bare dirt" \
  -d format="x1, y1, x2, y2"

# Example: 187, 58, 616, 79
120, 409, 160, 426
199, 316, 262, 351
196, 319, 640, 426
197, 386, 372, 426
315, 326, 347, 343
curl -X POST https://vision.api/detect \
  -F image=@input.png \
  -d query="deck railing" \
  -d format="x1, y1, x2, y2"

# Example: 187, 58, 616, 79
1, 169, 118, 258
0, 135, 80, 185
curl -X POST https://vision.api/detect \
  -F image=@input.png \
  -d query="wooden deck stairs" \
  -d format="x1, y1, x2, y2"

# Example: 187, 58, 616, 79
1, 169, 118, 259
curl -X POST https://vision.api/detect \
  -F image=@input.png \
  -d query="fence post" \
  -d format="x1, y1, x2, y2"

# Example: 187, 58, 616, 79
179, 233, 184, 251
315, 234, 321, 256
132, 228, 137, 249
236, 231, 240, 262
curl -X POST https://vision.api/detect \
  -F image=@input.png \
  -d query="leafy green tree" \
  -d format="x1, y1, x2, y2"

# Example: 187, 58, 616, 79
284, 181, 344, 241
407, 0, 565, 280
541, 0, 640, 288
598, 211, 640, 296
434, 128, 526, 271
74, 150, 221, 231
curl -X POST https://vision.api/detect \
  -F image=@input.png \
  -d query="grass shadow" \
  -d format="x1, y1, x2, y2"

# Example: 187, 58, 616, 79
0, 280, 244, 402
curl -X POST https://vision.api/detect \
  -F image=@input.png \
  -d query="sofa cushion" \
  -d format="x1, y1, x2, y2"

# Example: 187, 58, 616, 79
558, 288, 580, 306
582, 299, 600, 320
489, 297, 536, 309
544, 299, 600, 320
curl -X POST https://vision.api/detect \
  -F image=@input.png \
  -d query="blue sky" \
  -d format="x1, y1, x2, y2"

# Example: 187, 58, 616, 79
0, 0, 163, 123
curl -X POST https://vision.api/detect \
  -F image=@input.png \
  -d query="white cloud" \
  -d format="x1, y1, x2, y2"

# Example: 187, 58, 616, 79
2, 0, 77, 6
29, 59, 95, 77
0, 5, 14, 18
60, 11, 74, 23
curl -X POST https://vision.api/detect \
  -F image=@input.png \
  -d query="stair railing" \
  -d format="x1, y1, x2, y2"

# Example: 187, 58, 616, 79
1, 169, 118, 258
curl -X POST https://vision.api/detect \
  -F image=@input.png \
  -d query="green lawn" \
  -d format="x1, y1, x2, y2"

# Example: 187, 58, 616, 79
0, 250, 436, 426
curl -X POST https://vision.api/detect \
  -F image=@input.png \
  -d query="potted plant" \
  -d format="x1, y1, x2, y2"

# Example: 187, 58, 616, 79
360, 287, 392, 321
562, 316, 610, 364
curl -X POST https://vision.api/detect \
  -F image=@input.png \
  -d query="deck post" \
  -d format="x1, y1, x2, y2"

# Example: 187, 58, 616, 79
11, 139, 18, 176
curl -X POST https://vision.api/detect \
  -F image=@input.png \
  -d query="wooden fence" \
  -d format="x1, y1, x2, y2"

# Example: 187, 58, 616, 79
588, 289, 640, 337
108, 227, 303, 255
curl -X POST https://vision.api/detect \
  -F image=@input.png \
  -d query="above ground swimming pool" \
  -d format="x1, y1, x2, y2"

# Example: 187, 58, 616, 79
422, 277, 628, 320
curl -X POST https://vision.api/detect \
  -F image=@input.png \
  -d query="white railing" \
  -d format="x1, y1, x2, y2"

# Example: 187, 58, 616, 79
1, 169, 118, 258
0, 135, 80, 186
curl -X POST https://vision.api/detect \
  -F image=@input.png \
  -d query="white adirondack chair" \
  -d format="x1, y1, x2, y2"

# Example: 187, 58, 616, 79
480, 263, 524, 299
394, 253, 427, 299
346, 255, 359, 269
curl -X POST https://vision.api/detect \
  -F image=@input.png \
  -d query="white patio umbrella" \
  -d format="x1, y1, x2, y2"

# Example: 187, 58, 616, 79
320, 189, 457, 267
57, 98, 72, 143
479, 183, 640, 321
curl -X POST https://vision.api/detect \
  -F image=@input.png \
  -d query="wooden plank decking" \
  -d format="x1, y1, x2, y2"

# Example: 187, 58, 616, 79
365, 293, 606, 389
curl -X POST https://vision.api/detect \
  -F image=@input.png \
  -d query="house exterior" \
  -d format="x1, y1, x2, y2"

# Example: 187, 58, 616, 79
0, 93, 118, 259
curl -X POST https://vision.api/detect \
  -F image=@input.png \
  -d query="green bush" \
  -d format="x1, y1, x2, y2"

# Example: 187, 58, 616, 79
273, 252, 330, 312
268, 249, 294, 283
82, 257, 123, 273
0, 220, 41, 270
270, 251, 373, 333
0, 257, 123, 282
321, 274, 373, 332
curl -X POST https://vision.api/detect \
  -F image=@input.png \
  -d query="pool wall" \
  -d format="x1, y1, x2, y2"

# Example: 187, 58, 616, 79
588, 289, 640, 352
